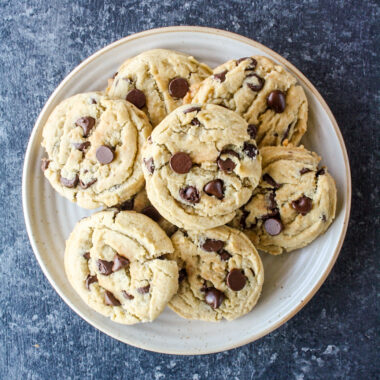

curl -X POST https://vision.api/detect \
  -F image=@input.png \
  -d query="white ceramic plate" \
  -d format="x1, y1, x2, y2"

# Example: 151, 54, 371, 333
22, 26, 351, 355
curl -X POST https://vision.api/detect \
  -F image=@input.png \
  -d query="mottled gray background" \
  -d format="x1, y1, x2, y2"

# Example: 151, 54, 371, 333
1, 0, 378, 379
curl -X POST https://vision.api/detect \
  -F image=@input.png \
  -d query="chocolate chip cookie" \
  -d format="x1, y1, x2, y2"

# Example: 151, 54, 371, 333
231, 145, 337, 254
106, 49, 212, 127
64, 210, 179, 324
168, 226, 264, 321
185, 56, 308, 147
142, 104, 262, 230
41, 92, 152, 209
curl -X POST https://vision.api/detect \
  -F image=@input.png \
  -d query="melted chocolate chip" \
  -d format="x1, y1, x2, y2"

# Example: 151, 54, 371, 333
126, 89, 146, 109
112, 72, 118, 79
183, 106, 201, 114
236, 57, 251, 65
226, 269, 246, 291
291, 196, 313, 215
122, 291, 134, 300
142, 206, 161, 222
300, 168, 312, 175
85, 274, 98, 290
144, 158, 155, 174
96, 259, 114, 276
76, 116, 95, 137
168, 77, 189, 98
219, 250, 232, 261
240, 210, 250, 229
245, 58, 258, 70
243, 142, 258, 158
213, 70, 228, 82
281, 124, 292, 143
60, 174, 79, 188
119, 198, 134, 210
96, 146, 114, 165
246, 73, 265, 91
178, 268, 187, 283
112, 254, 130, 272
217, 157, 236, 172
205, 288, 224, 309
322, 214, 327, 222
104, 290, 121, 306
83, 252, 90, 260
267, 90, 286, 113
202, 239, 224, 252
316, 168, 326, 176
247, 124, 258, 139
79, 178, 97, 189
170, 152, 192, 174
268, 191, 278, 211
190, 118, 200, 126
179, 186, 200, 203
73, 141, 91, 151
203, 179, 224, 199
90, 98, 97, 104
41, 158, 50, 171
264, 218, 283, 236
262, 173, 280, 189
137, 285, 150, 294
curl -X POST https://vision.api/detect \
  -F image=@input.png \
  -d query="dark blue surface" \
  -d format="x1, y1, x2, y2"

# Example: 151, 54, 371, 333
1, 0, 378, 378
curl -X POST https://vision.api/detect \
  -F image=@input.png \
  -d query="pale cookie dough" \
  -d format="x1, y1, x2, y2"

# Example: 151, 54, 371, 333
41, 92, 152, 209
168, 226, 264, 321
142, 104, 262, 230
106, 49, 212, 127
64, 210, 178, 324
231, 145, 337, 255
117, 188, 177, 236
186, 56, 308, 147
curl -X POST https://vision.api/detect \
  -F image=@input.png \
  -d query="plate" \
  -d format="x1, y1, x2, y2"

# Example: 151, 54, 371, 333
22, 26, 351, 355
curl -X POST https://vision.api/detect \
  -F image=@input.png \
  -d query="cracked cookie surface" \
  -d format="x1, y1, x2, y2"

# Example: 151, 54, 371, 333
168, 226, 264, 321
185, 56, 308, 147
41, 92, 152, 209
142, 104, 262, 230
230, 145, 337, 255
64, 210, 178, 324
106, 49, 212, 127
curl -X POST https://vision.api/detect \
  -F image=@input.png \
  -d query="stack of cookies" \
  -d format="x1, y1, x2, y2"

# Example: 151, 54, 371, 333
41, 49, 337, 324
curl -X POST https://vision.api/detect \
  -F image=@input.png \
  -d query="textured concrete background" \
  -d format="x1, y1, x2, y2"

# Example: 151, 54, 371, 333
0, 0, 378, 378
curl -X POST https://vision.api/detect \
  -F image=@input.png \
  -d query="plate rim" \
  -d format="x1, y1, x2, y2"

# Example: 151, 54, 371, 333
22, 25, 352, 355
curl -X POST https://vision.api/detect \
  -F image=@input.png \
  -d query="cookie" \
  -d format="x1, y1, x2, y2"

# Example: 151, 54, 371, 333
231, 145, 337, 255
185, 56, 308, 148
117, 189, 177, 237
142, 104, 262, 230
168, 226, 264, 321
106, 49, 212, 127
64, 210, 178, 324
41, 92, 152, 209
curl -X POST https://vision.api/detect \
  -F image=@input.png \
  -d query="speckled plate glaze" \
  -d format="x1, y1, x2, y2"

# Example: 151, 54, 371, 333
22, 26, 351, 355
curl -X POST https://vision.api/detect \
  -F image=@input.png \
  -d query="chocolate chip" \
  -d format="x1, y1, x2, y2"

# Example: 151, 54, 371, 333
183, 106, 201, 114
168, 77, 189, 98
240, 210, 250, 229
142, 206, 161, 222
245, 58, 258, 70
236, 57, 250, 65
122, 291, 134, 300
90, 98, 97, 104
112, 254, 129, 272
243, 142, 258, 158
246, 73, 265, 91
79, 178, 97, 189
247, 124, 258, 139
217, 157, 236, 172
202, 239, 224, 252
219, 250, 232, 261
170, 152, 192, 174
316, 168, 326, 176
96, 145, 114, 165
190, 118, 200, 126
85, 274, 98, 290
137, 285, 150, 294
281, 124, 292, 143
291, 196, 313, 215
322, 214, 327, 222
60, 174, 79, 188
104, 290, 121, 306
126, 89, 146, 109
203, 179, 224, 200
96, 259, 114, 276
112, 72, 118, 79
144, 158, 155, 174
213, 70, 228, 82
200, 282, 208, 292
300, 168, 312, 175
119, 198, 134, 210
76, 117, 95, 137
267, 90, 286, 113
73, 141, 91, 151
268, 191, 278, 210
83, 252, 90, 260
41, 158, 50, 171
205, 288, 224, 309
264, 218, 283, 236
226, 269, 246, 291
179, 186, 200, 203
178, 268, 187, 283
263, 173, 280, 189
